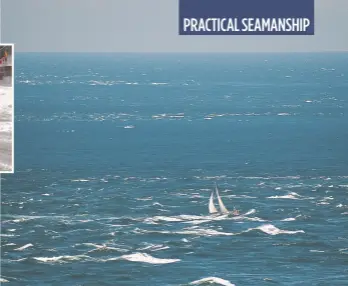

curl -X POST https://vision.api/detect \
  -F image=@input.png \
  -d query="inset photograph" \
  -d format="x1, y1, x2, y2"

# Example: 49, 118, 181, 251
0, 44, 13, 173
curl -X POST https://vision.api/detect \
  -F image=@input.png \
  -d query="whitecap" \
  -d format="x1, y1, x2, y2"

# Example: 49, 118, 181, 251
268, 192, 304, 200
178, 214, 207, 220
137, 244, 169, 252
152, 202, 164, 207
189, 277, 235, 286
161, 228, 235, 237
268, 194, 300, 200
105, 252, 179, 264
34, 255, 91, 263
14, 243, 33, 251
151, 82, 168, 85
136, 197, 153, 201
71, 179, 90, 182
280, 218, 296, 222
243, 216, 267, 222
83, 243, 127, 253
254, 224, 304, 235
150, 216, 183, 222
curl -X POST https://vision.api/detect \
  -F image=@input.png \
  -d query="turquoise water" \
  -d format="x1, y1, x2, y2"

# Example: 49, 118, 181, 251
1, 53, 348, 285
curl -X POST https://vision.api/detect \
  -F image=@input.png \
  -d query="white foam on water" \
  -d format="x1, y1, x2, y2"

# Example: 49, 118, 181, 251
136, 197, 153, 201
189, 277, 236, 286
268, 191, 305, 199
143, 227, 236, 237
137, 243, 169, 252
184, 219, 213, 225
34, 255, 91, 263
254, 224, 304, 235
151, 82, 168, 85
240, 209, 256, 216
150, 216, 183, 222
143, 209, 257, 226
268, 194, 300, 199
141, 222, 303, 237
317, 202, 330, 205
242, 216, 267, 222
71, 179, 90, 182
281, 217, 296, 222
0, 234, 16, 237
280, 215, 302, 222
152, 202, 164, 207
83, 243, 128, 253
105, 252, 179, 264
178, 214, 211, 220
14, 243, 33, 251
10, 258, 27, 262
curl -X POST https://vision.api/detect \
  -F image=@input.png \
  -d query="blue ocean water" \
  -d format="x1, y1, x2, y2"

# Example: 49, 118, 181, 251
1, 53, 348, 285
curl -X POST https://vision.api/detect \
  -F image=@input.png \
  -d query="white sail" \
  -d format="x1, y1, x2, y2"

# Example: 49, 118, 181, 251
208, 191, 218, 214
215, 185, 229, 214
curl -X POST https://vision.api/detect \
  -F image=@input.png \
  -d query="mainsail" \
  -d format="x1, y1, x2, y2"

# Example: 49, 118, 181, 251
215, 184, 229, 214
208, 184, 230, 214
208, 191, 218, 214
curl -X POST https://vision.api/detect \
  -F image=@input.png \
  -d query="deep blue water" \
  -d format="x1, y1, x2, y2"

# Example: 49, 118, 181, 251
1, 53, 348, 285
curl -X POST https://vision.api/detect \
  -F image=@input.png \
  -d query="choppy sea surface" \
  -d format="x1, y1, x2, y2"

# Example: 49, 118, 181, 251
1, 53, 348, 285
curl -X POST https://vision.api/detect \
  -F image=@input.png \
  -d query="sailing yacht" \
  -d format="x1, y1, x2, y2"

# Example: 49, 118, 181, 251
209, 184, 230, 214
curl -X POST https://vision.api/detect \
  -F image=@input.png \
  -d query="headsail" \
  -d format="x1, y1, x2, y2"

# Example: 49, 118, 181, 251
215, 184, 229, 214
208, 191, 218, 214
